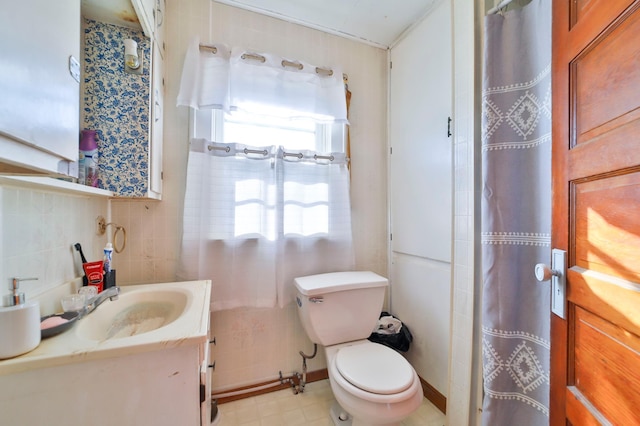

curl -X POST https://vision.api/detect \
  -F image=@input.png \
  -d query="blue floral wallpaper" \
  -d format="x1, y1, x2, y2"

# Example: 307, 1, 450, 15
82, 19, 151, 197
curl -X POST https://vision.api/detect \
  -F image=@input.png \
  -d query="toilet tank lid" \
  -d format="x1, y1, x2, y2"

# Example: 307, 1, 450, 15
294, 271, 388, 297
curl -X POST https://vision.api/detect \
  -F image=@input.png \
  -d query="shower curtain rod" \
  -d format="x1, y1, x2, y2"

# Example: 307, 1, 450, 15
487, 0, 515, 14
199, 43, 348, 80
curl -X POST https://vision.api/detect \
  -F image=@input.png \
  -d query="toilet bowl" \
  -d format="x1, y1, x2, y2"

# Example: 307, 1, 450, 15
294, 271, 423, 425
325, 341, 423, 426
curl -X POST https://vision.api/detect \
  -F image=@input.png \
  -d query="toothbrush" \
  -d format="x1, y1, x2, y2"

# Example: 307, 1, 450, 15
74, 243, 89, 286
74, 243, 88, 263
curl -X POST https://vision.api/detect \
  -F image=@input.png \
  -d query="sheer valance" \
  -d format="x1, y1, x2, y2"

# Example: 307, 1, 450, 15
177, 37, 348, 123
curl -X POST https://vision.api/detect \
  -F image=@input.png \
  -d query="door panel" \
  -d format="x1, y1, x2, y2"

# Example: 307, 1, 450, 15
571, 0, 595, 24
552, 0, 640, 424
573, 7, 640, 145
568, 122, 640, 180
568, 268, 640, 336
565, 387, 605, 426
570, 0, 636, 32
389, 0, 452, 262
573, 174, 640, 281
572, 307, 640, 424
568, 1, 640, 180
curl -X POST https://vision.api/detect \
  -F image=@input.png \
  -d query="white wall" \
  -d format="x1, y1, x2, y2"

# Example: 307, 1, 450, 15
109, 0, 389, 391
0, 183, 109, 307
448, 0, 481, 424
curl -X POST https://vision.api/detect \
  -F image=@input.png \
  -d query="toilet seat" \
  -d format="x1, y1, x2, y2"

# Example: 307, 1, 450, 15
335, 342, 414, 395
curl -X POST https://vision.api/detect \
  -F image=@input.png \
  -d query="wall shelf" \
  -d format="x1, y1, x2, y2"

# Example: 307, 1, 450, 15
0, 176, 114, 198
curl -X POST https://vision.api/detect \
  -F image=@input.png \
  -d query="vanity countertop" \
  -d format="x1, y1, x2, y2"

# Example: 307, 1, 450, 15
0, 280, 211, 376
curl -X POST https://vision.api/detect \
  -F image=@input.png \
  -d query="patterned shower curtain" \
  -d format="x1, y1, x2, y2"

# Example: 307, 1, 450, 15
481, 1, 551, 424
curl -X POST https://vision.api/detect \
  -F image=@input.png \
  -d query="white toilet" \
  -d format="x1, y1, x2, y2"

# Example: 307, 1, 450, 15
294, 271, 423, 426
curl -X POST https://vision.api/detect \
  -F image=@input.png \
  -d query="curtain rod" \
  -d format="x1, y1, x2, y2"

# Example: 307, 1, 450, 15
208, 144, 335, 161
208, 145, 268, 156
207, 145, 269, 156
487, 0, 515, 14
199, 43, 347, 81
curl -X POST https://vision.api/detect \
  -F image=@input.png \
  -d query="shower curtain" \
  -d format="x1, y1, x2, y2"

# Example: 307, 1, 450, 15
481, 1, 551, 424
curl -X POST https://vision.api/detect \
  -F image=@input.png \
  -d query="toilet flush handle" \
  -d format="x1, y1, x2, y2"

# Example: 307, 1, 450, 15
309, 297, 324, 304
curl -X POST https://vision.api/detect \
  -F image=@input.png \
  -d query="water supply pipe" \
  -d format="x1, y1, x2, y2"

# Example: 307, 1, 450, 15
297, 344, 318, 393
210, 344, 319, 401
210, 371, 302, 400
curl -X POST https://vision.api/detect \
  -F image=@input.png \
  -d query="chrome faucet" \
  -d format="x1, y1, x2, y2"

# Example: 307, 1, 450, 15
82, 286, 120, 317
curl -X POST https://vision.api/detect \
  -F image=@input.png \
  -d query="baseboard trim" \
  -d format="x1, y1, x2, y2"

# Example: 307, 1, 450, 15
215, 368, 447, 416
216, 369, 329, 404
419, 375, 447, 414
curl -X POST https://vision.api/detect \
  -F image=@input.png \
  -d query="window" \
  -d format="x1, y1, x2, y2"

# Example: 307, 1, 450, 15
189, 109, 348, 239
191, 109, 346, 153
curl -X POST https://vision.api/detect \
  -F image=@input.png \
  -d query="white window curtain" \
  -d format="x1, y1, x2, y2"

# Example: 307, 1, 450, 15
177, 38, 354, 310
178, 139, 354, 310
177, 37, 348, 123
277, 148, 354, 306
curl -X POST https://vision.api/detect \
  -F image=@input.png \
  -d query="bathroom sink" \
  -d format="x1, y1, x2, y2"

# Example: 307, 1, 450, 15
0, 280, 212, 426
76, 289, 188, 341
0, 281, 210, 378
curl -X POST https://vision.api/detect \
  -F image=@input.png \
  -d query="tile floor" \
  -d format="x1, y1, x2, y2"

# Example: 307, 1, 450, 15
215, 380, 446, 425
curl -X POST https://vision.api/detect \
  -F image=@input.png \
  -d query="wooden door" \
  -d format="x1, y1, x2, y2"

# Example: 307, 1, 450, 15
551, 0, 640, 424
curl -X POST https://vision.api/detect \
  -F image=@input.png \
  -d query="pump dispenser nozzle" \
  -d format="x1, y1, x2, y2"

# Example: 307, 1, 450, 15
10, 277, 38, 306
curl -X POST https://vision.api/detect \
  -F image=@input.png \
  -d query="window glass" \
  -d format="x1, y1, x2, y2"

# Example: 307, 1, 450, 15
191, 109, 345, 153
224, 111, 317, 151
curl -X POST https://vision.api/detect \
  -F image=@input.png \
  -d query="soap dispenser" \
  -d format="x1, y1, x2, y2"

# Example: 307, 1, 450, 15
0, 277, 41, 359
10, 277, 37, 306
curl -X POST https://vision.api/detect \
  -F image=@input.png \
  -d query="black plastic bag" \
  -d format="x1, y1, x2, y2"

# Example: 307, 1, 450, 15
367, 311, 413, 352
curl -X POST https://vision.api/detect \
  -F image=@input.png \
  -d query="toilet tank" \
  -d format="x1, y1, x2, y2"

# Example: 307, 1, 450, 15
294, 271, 388, 346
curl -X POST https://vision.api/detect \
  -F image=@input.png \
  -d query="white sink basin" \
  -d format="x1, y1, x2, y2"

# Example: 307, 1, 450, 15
0, 281, 211, 377
76, 289, 188, 340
